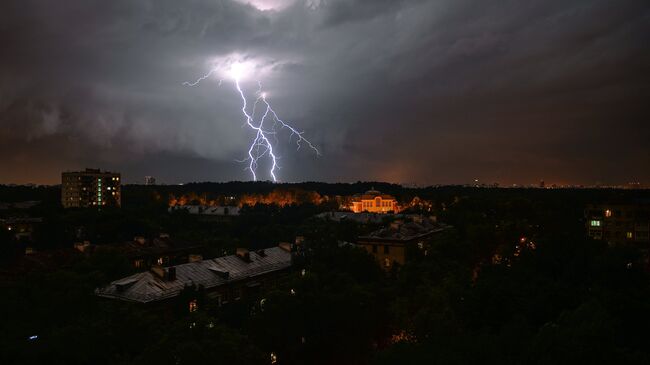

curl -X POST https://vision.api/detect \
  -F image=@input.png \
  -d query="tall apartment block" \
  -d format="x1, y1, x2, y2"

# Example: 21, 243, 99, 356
585, 203, 650, 245
61, 168, 121, 208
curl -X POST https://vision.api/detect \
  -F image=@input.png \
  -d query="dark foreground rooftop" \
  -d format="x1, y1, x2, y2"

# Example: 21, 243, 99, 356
96, 246, 292, 303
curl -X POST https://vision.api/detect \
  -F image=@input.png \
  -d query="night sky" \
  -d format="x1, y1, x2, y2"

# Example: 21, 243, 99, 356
1, 0, 649, 185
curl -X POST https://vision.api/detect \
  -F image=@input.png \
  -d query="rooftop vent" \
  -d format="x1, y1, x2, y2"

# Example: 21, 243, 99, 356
208, 267, 230, 279
279, 242, 293, 252
151, 265, 176, 281
236, 248, 251, 262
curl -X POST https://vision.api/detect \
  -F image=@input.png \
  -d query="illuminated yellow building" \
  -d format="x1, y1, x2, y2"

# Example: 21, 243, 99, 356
350, 189, 399, 213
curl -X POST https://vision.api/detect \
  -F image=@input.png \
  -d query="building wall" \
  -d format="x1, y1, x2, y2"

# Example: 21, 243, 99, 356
351, 196, 398, 213
586, 204, 650, 245
358, 241, 407, 269
62, 169, 121, 208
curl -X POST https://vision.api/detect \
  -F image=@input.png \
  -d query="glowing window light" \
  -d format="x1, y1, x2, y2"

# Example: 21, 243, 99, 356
590, 220, 601, 227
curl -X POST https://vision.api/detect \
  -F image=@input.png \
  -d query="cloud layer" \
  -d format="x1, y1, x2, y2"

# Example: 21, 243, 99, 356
1, 0, 648, 184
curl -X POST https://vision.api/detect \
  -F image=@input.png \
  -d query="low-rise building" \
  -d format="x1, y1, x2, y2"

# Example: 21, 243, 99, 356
61, 168, 121, 208
84, 235, 206, 269
349, 189, 399, 213
357, 216, 449, 270
95, 245, 293, 307
0, 217, 43, 240
585, 203, 650, 245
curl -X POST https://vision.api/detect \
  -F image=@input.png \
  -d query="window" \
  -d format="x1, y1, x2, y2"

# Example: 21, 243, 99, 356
383, 245, 389, 254
626, 232, 633, 239
384, 258, 391, 268
590, 220, 601, 227
605, 209, 612, 217
188, 299, 198, 312
372, 245, 378, 253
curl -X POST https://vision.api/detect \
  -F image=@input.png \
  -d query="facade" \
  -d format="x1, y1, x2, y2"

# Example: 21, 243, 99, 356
61, 168, 121, 208
585, 203, 650, 245
350, 189, 399, 213
96, 245, 293, 306
357, 216, 448, 270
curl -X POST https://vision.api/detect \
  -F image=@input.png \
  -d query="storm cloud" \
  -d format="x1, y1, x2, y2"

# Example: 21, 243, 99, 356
1, 0, 648, 185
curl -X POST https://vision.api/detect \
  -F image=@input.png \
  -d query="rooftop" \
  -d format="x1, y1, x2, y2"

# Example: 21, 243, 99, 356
352, 191, 396, 201
359, 217, 449, 242
95, 246, 292, 303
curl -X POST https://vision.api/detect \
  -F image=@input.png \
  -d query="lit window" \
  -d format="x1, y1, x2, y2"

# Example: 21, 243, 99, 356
384, 258, 391, 268
189, 299, 198, 312
605, 209, 612, 217
626, 232, 633, 239
590, 220, 601, 227
270, 352, 278, 364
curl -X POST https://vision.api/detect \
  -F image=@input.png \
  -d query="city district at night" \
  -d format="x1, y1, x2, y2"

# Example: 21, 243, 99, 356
1, 1, 649, 364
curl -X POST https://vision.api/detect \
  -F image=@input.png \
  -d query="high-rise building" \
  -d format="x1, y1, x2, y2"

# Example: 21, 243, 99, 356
61, 168, 121, 208
144, 176, 156, 185
585, 203, 650, 244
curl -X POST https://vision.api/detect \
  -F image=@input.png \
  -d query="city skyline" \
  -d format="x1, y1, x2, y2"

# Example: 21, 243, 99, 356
1, 0, 649, 185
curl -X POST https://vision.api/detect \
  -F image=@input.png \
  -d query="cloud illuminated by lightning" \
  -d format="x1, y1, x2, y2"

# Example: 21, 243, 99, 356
183, 60, 320, 182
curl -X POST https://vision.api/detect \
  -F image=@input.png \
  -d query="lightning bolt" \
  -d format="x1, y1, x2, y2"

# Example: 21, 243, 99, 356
183, 67, 319, 182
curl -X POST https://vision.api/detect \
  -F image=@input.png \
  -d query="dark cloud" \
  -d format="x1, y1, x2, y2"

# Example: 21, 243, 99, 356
0, 0, 648, 185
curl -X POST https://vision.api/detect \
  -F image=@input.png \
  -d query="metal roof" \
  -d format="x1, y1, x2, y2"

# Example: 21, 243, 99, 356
359, 219, 449, 242
95, 246, 291, 303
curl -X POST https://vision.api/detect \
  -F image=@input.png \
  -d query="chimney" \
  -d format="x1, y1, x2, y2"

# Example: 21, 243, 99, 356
151, 265, 165, 278
151, 266, 177, 281
167, 266, 176, 281
236, 248, 251, 262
